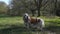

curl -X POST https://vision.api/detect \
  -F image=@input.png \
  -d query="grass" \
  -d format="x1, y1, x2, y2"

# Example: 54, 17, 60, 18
40, 16, 60, 26
0, 16, 60, 34
0, 16, 24, 29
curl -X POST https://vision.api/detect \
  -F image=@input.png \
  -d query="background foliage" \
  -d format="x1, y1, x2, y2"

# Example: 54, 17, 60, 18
0, 0, 60, 17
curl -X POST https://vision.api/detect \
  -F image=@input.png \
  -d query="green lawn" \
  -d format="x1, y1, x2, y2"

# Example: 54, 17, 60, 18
0, 16, 24, 29
0, 16, 60, 29
0, 16, 60, 34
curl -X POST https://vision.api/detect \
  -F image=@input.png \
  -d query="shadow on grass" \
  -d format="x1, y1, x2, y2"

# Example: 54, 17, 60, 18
0, 24, 27, 34
0, 25, 40, 34
0, 22, 60, 34
45, 26, 60, 31
44, 21, 60, 34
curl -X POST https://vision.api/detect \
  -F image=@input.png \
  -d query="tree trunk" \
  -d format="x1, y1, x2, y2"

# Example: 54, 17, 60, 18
31, 9, 35, 16
54, 0, 57, 15
37, 6, 40, 17
37, 0, 42, 17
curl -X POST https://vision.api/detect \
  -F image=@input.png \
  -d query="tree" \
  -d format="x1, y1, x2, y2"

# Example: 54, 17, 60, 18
34, 0, 43, 16
9, 0, 37, 16
9, 0, 59, 16
56, 0, 60, 16
0, 1, 8, 14
37, 0, 43, 16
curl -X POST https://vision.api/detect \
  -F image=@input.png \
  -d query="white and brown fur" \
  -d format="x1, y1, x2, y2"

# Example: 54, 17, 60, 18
23, 13, 45, 30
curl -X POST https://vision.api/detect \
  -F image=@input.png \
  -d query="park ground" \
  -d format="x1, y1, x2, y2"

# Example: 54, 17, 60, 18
0, 16, 60, 34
